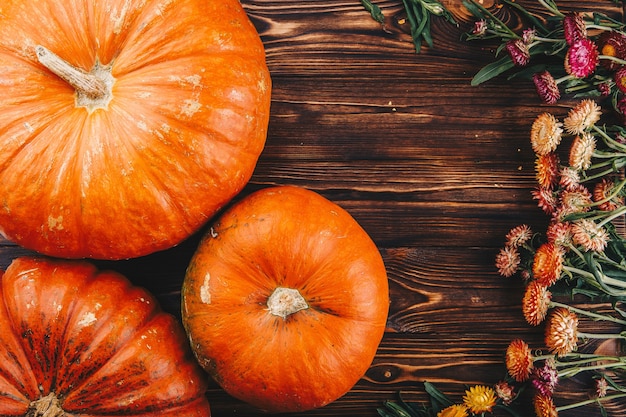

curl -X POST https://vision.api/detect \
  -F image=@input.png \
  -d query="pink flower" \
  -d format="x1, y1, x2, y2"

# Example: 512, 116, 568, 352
506, 39, 530, 66
563, 12, 587, 45
564, 39, 599, 78
531, 359, 559, 396
532, 71, 560, 104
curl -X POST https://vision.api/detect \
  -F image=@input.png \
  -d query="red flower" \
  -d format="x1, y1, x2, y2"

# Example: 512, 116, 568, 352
562, 12, 587, 45
564, 39, 599, 78
506, 39, 530, 66
615, 67, 626, 93
598, 30, 626, 70
532, 71, 560, 104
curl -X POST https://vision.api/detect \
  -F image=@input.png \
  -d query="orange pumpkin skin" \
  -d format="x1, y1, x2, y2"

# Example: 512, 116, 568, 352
0, 256, 211, 416
181, 186, 389, 413
0, 0, 271, 259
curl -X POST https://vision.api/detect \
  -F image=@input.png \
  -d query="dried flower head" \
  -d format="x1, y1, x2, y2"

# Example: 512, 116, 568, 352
532, 187, 558, 216
569, 132, 596, 171
533, 394, 559, 417
522, 280, 552, 326
563, 12, 587, 45
546, 221, 573, 247
558, 185, 592, 218
559, 166, 580, 191
595, 377, 609, 398
545, 307, 579, 356
571, 218, 609, 252
563, 99, 601, 134
523, 28, 536, 44
598, 30, 626, 70
494, 380, 515, 405
593, 178, 624, 211
533, 242, 565, 287
495, 246, 520, 277
462, 385, 497, 414
505, 224, 532, 247
505, 339, 534, 382
531, 113, 563, 156
531, 358, 559, 397
472, 20, 487, 37
506, 38, 531, 66
535, 153, 560, 189
565, 39, 599, 78
533, 71, 561, 104
437, 404, 469, 417
616, 67, 626, 94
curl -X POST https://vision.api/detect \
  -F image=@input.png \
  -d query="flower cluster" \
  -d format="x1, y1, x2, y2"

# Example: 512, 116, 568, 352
378, 382, 514, 417
464, 0, 626, 119
495, 98, 626, 415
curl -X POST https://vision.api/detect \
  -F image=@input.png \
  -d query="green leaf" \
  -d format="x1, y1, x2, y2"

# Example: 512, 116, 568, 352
361, 0, 385, 24
470, 55, 516, 86
423, 381, 453, 407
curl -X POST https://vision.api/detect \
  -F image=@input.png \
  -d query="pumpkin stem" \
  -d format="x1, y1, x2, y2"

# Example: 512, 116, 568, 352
35, 45, 115, 111
26, 392, 67, 417
267, 287, 309, 319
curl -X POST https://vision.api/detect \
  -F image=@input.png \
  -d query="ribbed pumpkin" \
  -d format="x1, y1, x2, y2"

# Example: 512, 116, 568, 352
0, 0, 271, 259
182, 186, 389, 413
0, 256, 211, 416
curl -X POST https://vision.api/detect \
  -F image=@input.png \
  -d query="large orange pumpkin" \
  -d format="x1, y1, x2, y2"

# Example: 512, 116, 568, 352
182, 185, 389, 413
0, 256, 211, 416
0, 0, 271, 259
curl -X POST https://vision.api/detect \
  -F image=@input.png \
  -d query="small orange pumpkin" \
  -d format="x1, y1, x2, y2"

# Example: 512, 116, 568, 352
182, 186, 389, 413
0, 0, 271, 259
0, 256, 211, 416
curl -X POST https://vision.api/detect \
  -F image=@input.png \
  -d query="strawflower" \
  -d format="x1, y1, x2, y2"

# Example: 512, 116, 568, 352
506, 338, 534, 382
544, 307, 579, 356
533, 70, 561, 104
437, 404, 469, 417
530, 113, 563, 156
532, 242, 564, 287
535, 152, 560, 189
462, 385, 497, 414
564, 39, 599, 78
464, 0, 626, 113
563, 99, 601, 135
568, 132, 596, 171
494, 380, 516, 405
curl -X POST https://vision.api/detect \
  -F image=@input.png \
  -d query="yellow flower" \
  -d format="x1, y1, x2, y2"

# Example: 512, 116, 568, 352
462, 385, 497, 414
437, 404, 469, 417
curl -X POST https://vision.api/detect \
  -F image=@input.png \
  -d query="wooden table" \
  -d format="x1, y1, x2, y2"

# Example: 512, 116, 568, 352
1, 0, 625, 416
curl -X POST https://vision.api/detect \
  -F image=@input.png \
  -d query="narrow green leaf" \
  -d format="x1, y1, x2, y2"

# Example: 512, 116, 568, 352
470, 55, 515, 86
361, 0, 385, 24
423, 381, 453, 407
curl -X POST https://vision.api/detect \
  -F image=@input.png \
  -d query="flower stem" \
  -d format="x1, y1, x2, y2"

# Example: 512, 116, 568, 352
550, 300, 626, 326
556, 392, 626, 412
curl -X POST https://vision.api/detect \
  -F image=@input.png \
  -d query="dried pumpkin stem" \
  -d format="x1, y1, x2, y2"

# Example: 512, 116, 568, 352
26, 392, 67, 417
35, 45, 107, 99
267, 287, 308, 319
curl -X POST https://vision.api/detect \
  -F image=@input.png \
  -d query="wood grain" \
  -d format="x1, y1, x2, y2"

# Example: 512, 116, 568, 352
2, 1, 626, 416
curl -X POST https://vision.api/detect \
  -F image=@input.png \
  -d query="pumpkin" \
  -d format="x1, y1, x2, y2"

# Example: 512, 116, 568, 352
181, 185, 389, 413
0, 0, 271, 260
0, 256, 211, 416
